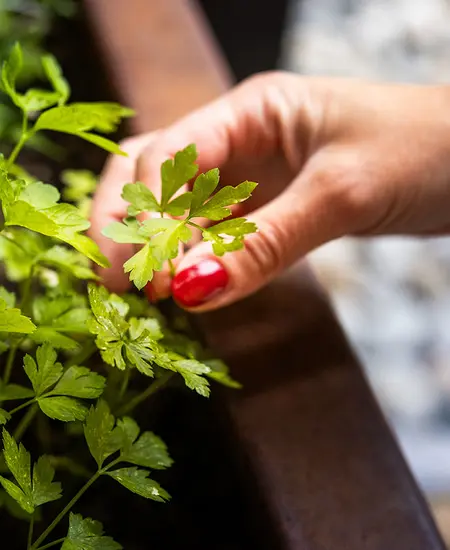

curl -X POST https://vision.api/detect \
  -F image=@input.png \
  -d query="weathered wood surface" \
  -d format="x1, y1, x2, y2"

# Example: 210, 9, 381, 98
84, 1, 446, 548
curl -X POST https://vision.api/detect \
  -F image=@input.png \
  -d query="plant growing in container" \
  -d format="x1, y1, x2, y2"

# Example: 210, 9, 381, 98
0, 43, 257, 549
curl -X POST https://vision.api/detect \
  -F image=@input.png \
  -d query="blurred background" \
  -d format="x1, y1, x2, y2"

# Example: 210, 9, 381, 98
281, 0, 450, 542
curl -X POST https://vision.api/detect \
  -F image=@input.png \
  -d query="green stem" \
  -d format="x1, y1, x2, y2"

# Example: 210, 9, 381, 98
0, 232, 28, 254
35, 538, 66, 550
168, 259, 176, 278
64, 341, 97, 368
28, 513, 35, 550
118, 370, 130, 402
31, 469, 102, 549
187, 220, 205, 232
7, 113, 31, 168
8, 398, 35, 416
116, 371, 174, 416
14, 403, 38, 441
20, 266, 35, 314
3, 342, 18, 385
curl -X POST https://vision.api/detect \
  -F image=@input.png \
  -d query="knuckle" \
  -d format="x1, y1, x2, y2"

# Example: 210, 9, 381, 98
243, 221, 287, 278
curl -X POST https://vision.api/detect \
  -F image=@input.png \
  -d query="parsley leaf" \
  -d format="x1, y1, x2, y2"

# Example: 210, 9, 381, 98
23, 343, 63, 396
107, 467, 170, 502
62, 513, 122, 550
84, 400, 123, 469
160, 144, 198, 210
38, 245, 99, 281
189, 180, 257, 220
34, 103, 134, 154
0, 409, 11, 425
0, 383, 34, 401
122, 182, 160, 216
0, 429, 62, 513
0, 298, 36, 333
42, 54, 70, 105
0, 171, 109, 267
50, 366, 105, 399
117, 417, 173, 470
38, 396, 88, 422
202, 218, 257, 256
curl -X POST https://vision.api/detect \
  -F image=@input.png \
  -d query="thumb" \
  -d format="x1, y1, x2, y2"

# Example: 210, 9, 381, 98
170, 180, 346, 312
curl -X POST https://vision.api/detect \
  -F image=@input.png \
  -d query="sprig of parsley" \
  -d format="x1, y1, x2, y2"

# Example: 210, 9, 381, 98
103, 144, 258, 289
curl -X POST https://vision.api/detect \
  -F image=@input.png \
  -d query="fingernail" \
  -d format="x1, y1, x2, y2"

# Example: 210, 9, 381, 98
171, 259, 228, 308
144, 282, 158, 303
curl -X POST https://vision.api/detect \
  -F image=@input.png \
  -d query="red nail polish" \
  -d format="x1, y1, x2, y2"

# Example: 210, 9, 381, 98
171, 259, 228, 308
144, 283, 157, 303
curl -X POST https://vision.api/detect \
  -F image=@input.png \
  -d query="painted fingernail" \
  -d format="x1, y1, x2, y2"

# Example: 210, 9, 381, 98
171, 259, 228, 308
144, 282, 158, 303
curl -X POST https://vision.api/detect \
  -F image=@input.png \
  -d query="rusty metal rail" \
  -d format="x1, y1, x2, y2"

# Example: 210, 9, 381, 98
83, 1, 446, 548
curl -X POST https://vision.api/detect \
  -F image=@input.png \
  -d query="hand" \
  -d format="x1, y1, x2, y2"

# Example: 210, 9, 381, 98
89, 72, 450, 311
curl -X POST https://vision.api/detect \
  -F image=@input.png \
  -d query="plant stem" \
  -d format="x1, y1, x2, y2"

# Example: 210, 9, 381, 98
168, 259, 176, 278
116, 371, 174, 416
118, 369, 130, 402
7, 113, 30, 168
31, 469, 102, 549
9, 398, 35, 415
35, 538, 66, 550
187, 220, 205, 232
3, 342, 18, 385
14, 403, 38, 441
20, 266, 35, 313
28, 513, 35, 550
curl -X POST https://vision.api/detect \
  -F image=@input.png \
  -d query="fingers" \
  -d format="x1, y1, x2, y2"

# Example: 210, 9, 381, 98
169, 159, 354, 311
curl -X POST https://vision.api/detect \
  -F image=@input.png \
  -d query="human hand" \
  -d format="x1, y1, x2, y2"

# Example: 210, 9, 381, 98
89, 72, 450, 310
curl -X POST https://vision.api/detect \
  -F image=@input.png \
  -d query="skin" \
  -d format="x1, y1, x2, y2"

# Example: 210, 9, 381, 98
89, 71, 450, 311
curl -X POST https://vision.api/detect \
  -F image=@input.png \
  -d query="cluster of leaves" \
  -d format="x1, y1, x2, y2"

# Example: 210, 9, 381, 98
0, 42, 256, 550
103, 144, 257, 288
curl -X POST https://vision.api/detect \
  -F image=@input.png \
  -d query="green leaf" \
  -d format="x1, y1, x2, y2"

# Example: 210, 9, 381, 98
0, 409, 11, 424
32, 455, 62, 507
20, 89, 61, 112
190, 169, 220, 212
39, 245, 99, 280
1, 43, 23, 107
0, 298, 36, 333
19, 181, 60, 208
117, 419, 173, 470
122, 182, 160, 216
0, 286, 15, 307
107, 467, 170, 502
0, 431, 62, 514
165, 192, 192, 216
123, 220, 191, 289
0, 384, 34, 401
38, 396, 88, 422
123, 243, 162, 290
61, 170, 96, 202
30, 328, 79, 351
42, 54, 70, 105
23, 343, 63, 396
76, 132, 127, 156
51, 366, 105, 399
62, 513, 122, 550
35, 103, 134, 133
204, 358, 242, 389
202, 218, 257, 256
160, 144, 198, 209
170, 359, 211, 397
84, 400, 123, 469
0, 228, 46, 281
3, 184, 110, 267
190, 181, 258, 220
102, 220, 147, 245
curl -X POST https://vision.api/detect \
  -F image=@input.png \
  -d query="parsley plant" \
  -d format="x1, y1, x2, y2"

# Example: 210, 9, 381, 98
0, 43, 256, 549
